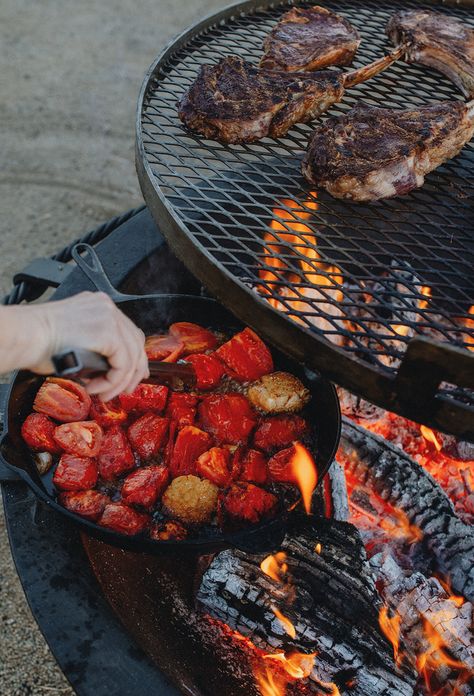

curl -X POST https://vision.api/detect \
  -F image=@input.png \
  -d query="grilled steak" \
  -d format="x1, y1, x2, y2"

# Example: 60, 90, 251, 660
261, 5, 360, 72
302, 101, 474, 201
387, 10, 474, 98
178, 53, 399, 144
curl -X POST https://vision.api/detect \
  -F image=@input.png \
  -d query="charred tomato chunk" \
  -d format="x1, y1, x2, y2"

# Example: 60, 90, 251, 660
170, 425, 213, 478
59, 489, 109, 521
21, 413, 62, 453
233, 447, 268, 484
33, 377, 91, 422
196, 447, 231, 487
121, 465, 169, 509
150, 520, 188, 541
98, 503, 149, 536
219, 482, 278, 525
215, 328, 273, 381
90, 396, 127, 428
145, 334, 184, 362
166, 392, 198, 429
186, 353, 225, 390
53, 421, 103, 458
169, 322, 217, 355
127, 413, 169, 460
198, 393, 257, 445
98, 425, 135, 480
119, 383, 168, 413
267, 444, 298, 483
253, 414, 308, 452
53, 454, 98, 491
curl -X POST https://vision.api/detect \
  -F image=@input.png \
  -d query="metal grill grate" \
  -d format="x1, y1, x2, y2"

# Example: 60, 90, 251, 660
137, 0, 474, 436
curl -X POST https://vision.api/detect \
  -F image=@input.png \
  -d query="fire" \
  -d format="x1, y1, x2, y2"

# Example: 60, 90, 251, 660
417, 617, 472, 692
315, 542, 322, 554
260, 552, 288, 584
289, 441, 318, 514
463, 305, 474, 352
378, 606, 402, 666
271, 606, 296, 639
436, 576, 465, 608
254, 664, 286, 696
419, 285, 432, 310
420, 425, 442, 452
263, 651, 316, 679
379, 508, 423, 545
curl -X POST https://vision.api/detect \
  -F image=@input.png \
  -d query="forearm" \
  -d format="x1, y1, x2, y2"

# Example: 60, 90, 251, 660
0, 304, 51, 373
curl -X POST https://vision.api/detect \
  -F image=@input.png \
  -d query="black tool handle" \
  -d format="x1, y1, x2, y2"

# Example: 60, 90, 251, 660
52, 348, 110, 379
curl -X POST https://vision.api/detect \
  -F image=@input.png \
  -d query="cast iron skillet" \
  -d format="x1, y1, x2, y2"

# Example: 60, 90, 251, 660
0, 244, 341, 555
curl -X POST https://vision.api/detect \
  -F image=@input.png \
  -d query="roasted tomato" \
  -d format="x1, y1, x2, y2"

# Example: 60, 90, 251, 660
218, 482, 278, 525
21, 413, 62, 454
53, 454, 98, 491
215, 328, 273, 382
119, 383, 168, 413
98, 503, 149, 536
121, 465, 169, 509
253, 414, 308, 452
196, 447, 231, 487
198, 394, 257, 445
54, 421, 103, 458
145, 333, 184, 362
150, 520, 188, 541
186, 353, 225, 390
33, 377, 91, 422
170, 425, 213, 478
98, 425, 135, 480
169, 322, 217, 355
127, 413, 169, 460
90, 396, 127, 428
166, 392, 198, 429
233, 447, 268, 484
59, 489, 109, 521
267, 445, 297, 483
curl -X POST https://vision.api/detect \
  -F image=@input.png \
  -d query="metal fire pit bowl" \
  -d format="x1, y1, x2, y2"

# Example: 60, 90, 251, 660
136, 0, 474, 440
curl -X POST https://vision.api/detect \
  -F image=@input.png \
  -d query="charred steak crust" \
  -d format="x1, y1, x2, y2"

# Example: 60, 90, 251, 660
261, 5, 360, 72
387, 10, 474, 98
177, 56, 344, 144
302, 101, 474, 201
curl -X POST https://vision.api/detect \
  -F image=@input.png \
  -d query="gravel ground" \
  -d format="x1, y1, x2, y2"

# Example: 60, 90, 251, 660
0, 0, 222, 693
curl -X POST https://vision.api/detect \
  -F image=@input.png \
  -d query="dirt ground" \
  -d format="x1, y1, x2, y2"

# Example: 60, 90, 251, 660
0, 1, 222, 693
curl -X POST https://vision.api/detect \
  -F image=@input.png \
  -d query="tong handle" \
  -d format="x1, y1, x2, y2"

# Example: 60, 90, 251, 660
52, 348, 110, 379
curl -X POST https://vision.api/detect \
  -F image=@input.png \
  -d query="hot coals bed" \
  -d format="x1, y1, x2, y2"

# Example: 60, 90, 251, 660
136, 0, 474, 439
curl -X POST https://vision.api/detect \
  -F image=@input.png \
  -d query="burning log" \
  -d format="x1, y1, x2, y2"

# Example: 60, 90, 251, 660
339, 419, 474, 602
197, 515, 417, 695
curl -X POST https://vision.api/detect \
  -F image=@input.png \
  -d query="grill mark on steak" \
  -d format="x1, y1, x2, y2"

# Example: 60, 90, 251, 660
260, 5, 360, 72
387, 10, 474, 98
178, 54, 399, 144
302, 101, 474, 201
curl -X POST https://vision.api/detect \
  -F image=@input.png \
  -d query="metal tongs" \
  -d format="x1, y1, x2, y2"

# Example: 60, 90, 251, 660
52, 348, 196, 389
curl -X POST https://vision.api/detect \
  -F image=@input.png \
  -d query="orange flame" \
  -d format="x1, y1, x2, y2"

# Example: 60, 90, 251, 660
379, 508, 423, 545
379, 606, 402, 666
263, 651, 316, 679
260, 552, 288, 584
417, 617, 472, 692
315, 542, 322, 554
254, 664, 286, 696
420, 425, 442, 452
289, 441, 318, 514
435, 576, 465, 608
462, 305, 474, 352
271, 606, 296, 639
419, 285, 432, 310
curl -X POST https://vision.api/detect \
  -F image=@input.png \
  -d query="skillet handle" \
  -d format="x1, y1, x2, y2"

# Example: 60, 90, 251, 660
0, 383, 22, 482
71, 243, 131, 302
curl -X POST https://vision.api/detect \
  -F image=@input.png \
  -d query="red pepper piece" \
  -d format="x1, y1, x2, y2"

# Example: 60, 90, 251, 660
186, 353, 225, 390
196, 447, 231, 487
98, 503, 149, 536
119, 383, 168, 413
145, 334, 184, 362
218, 482, 278, 525
166, 392, 198, 429
59, 489, 109, 521
33, 377, 91, 422
267, 444, 298, 483
198, 393, 257, 445
98, 425, 135, 480
237, 448, 268, 484
121, 465, 169, 509
53, 454, 98, 491
21, 413, 62, 454
169, 425, 213, 478
253, 414, 308, 452
90, 396, 127, 428
127, 413, 169, 461
54, 421, 103, 458
215, 328, 273, 382
169, 322, 217, 355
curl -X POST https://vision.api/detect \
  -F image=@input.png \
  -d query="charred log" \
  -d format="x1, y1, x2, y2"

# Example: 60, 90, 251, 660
197, 516, 416, 695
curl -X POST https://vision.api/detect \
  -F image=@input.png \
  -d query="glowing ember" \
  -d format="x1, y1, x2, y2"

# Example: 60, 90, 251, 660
379, 508, 423, 545
378, 606, 402, 666
271, 606, 296, 639
419, 285, 432, 310
289, 441, 318, 514
420, 425, 442, 452
260, 552, 288, 584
